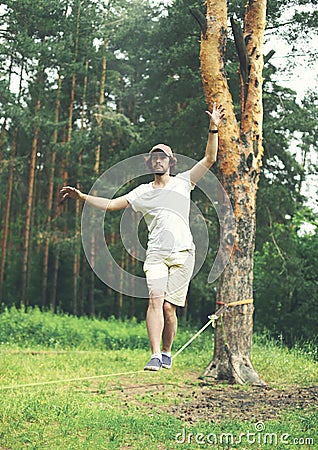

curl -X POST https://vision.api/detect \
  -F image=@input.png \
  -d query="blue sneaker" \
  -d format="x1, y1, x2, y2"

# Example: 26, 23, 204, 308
162, 354, 172, 369
144, 357, 162, 371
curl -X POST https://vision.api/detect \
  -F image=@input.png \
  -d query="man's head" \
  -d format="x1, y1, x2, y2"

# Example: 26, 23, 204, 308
150, 144, 173, 158
146, 144, 177, 175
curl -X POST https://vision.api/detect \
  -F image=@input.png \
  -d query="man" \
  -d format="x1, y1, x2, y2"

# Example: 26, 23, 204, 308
60, 102, 224, 371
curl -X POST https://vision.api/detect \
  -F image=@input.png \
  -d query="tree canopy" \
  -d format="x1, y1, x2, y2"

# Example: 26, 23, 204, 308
0, 0, 317, 348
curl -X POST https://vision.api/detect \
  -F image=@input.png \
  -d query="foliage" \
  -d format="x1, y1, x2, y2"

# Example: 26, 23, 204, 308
0, 0, 317, 348
0, 306, 209, 352
254, 212, 318, 347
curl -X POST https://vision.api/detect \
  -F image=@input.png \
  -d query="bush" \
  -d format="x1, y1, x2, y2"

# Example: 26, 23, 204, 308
0, 306, 209, 352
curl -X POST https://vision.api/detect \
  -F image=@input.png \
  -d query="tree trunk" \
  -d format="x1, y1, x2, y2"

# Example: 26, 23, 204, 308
0, 128, 17, 301
50, 246, 59, 313
0, 117, 7, 162
42, 73, 62, 308
50, 129, 66, 313
1, 62, 23, 301
117, 249, 125, 319
88, 37, 107, 317
0, 119, 7, 165
74, 58, 89, 316
21, 83, 42, 306
60, 3, 79, 311
72, 58, 88, 315
0, 58, 14, 164
200, 0, 266, 385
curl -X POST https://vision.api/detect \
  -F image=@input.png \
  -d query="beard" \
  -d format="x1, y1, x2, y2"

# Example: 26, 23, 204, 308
152, 165, 166, 175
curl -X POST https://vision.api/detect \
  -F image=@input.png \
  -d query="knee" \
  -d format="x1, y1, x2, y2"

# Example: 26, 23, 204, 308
148, 289, 165, 308
163, 301, 176, 318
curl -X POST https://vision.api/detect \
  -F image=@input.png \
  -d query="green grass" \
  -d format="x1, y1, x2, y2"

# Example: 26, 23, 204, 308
0, 308, 317, 449
251, 336, 318, 386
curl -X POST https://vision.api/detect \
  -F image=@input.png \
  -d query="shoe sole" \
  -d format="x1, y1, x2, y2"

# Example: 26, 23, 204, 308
144, 366, 161, 371
162, 364, 172, 369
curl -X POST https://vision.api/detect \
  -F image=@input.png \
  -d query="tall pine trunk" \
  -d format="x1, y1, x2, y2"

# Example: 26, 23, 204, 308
0, 128, 17, 300
73, 58, 89, 315
0, 58, 14, 163
88, 37, 107, 317
21, 72, 43, 306
42, 74, 62, 308
64, 2, 81, 315
200, 0, 266, 385
50, 142, 69, 313
0, 62, 23, 300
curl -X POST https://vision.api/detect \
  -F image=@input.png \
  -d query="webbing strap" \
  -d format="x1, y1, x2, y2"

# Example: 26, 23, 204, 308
216, 298, 254, 307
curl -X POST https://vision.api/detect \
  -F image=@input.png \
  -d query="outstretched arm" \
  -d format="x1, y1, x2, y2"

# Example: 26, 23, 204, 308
190, 103, 225, 184
60, 186, 129, 211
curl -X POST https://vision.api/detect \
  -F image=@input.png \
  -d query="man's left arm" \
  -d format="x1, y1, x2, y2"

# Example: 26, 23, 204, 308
190, 102, 224, 185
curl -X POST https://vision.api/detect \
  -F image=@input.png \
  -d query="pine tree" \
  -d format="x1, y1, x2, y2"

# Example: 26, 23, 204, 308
199, 0, 266, 384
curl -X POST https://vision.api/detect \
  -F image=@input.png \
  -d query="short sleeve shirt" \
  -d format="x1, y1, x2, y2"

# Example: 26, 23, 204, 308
125, 171, 194, 255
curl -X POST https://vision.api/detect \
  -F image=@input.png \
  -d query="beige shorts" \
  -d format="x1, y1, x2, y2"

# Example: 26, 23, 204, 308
143, 249, 195, 307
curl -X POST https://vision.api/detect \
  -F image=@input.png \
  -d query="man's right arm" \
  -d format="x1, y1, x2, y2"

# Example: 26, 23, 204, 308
60, 186, 129, 211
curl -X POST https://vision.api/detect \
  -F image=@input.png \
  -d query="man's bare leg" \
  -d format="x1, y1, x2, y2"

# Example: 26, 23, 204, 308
146, 289, 165, 355
162, 301, 177, 353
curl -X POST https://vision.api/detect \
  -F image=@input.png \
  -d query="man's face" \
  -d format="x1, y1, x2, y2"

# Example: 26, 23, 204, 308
150, 151, 170, 175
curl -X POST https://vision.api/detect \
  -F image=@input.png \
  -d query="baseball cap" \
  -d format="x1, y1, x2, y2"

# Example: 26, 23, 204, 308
149, 144, 173, 157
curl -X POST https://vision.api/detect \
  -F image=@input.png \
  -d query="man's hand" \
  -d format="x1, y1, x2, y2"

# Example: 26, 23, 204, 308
205, 102, 225, 128
59, 187, 128, 210
60, 186, 83, 201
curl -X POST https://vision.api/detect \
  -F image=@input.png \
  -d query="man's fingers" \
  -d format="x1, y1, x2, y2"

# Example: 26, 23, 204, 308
59, 186, 77, 201
60, 186, 76, 194
206, 104, 224, 113
61, 186, 73, 191
205, 104, 225, 123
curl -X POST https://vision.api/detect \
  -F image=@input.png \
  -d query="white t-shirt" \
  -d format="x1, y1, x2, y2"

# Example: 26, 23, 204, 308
125, 171, 195, 255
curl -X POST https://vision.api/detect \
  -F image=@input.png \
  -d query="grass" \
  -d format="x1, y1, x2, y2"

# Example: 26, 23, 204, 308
251, 336, 318, 387
0, 308, 317, 449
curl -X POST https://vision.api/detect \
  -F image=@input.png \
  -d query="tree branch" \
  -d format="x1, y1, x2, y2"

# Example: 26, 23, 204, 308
189, 8, 207, 39
266, 206, 287, 275
230, 17, 250, 103
264, 49, 275, 64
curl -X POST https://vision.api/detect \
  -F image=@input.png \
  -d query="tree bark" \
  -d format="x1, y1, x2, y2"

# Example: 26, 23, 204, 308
200, 0, 266, 385
72, 58, 89, 316
61, 2, 81, 313
21, 76, 42, 306
88, 37, 107, 317
0, 58, 14, 164
50, 130, 66, 313
0, 128, 17, 301
1, 62, 23, 301
42, 73, 62, 308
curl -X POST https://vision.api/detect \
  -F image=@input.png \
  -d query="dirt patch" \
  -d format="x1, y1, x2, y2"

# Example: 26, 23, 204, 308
92, 374, 317, 424
168, 384, 318, 423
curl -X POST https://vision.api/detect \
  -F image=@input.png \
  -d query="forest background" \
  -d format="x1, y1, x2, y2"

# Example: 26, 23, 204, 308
0, 0, 317, 349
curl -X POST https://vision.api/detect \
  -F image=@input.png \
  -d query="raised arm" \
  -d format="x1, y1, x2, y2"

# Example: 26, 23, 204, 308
190, 103, 225, 184
60, 186, 129, 211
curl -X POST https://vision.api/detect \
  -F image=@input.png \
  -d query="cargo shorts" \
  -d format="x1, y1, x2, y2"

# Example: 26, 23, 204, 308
143, 249, 195, 307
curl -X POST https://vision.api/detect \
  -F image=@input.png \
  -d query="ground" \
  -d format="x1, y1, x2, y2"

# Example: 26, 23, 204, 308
169, 383, 317, 423
100, 373, 317, 423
